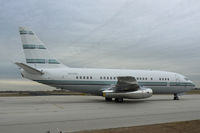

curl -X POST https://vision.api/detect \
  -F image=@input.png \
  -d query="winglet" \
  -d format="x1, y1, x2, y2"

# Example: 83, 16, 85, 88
15, 62, 43, 75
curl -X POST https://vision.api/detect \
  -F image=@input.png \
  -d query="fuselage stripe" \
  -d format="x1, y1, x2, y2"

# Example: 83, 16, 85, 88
23, 44, 46, 49
26, 59, 60, 64
34, 80, 195, 87
20, 30, 34, 35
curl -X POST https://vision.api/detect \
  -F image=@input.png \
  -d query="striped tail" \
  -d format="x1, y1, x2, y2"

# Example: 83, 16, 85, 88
19, 27, 66, 68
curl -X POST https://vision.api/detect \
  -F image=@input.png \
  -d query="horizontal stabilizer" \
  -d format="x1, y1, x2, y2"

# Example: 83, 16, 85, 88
15, 62, 43, 75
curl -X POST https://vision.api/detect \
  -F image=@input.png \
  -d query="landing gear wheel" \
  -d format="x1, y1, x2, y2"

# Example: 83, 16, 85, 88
174, 93, 179, 100
105, 97, 112, 102
115, 98, 124, 103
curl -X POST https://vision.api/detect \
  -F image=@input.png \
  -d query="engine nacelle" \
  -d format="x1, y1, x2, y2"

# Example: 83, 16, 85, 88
103, 88, 153, 99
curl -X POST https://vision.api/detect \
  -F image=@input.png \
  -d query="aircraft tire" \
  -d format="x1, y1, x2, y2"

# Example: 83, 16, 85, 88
115, 98, 124, 103
173, 93, 179, 100
105, 97, 112, 101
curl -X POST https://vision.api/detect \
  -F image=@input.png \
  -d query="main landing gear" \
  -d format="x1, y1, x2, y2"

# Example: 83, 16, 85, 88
105, 97, 112, 102
115, 98, 124, 103
105, 97, 124, 103
174, 93, 179, 100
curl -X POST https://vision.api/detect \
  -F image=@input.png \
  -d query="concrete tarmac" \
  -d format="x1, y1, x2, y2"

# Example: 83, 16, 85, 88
0, 95, 200, 133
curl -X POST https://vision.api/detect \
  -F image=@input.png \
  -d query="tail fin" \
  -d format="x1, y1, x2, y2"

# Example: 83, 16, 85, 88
19, 27, 66, 68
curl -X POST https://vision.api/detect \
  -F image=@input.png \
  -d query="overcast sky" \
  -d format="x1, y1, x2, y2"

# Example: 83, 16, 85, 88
0, 0, 200, 90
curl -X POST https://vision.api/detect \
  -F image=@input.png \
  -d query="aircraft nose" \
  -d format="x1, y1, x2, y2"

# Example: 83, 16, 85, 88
192, 82, 196, 87
189, 81, 196, 87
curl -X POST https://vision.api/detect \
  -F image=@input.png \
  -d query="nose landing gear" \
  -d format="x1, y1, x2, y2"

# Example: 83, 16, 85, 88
174, 93, 179, 100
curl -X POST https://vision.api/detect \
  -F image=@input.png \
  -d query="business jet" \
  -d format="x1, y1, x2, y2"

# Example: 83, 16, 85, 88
16, 27, 195, 102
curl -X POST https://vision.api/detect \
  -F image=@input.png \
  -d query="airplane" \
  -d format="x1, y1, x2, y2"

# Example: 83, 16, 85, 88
16, 27, 196, 102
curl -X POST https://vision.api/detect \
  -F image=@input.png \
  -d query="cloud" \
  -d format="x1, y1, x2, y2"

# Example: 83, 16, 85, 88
0, 0, 199, 88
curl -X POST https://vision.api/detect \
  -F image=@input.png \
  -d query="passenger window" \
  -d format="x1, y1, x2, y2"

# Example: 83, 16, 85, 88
83, 76, 85, 79
90, 76, 92, 79
87, 76, 89, 79
80, 76, 82, 79
145, 77, 147, 80
104, 77, 106, 79
114, 77, 116, 80
151, 77, 153, 80
76, 76, 78, 79
100, 77, 102, 79
107, 77, 109, 80
110, 77, 112, 80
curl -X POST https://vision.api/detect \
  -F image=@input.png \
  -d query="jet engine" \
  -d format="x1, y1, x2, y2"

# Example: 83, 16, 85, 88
103, 88, 153, 99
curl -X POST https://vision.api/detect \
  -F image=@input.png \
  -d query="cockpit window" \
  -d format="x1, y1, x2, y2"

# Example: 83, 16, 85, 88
184, 77, 189, 81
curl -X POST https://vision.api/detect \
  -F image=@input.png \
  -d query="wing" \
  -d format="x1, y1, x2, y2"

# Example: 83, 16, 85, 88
102, 76, 153, 99
115, 76, 140, 92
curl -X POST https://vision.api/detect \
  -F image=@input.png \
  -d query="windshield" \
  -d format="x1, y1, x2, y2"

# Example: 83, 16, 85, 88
184, 77, 189, 81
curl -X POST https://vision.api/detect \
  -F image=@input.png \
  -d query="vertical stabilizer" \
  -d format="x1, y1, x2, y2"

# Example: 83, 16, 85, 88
19, 27, 66, 68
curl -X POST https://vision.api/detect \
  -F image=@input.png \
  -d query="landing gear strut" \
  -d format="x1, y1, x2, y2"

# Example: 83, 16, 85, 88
115, 98, 124, 103
174, 93, 179, 100
105, 97, 112, 102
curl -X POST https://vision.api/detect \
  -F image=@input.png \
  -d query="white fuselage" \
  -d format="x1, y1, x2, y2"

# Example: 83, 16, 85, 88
17, 27, 196, 101
22, 67, 195, 96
